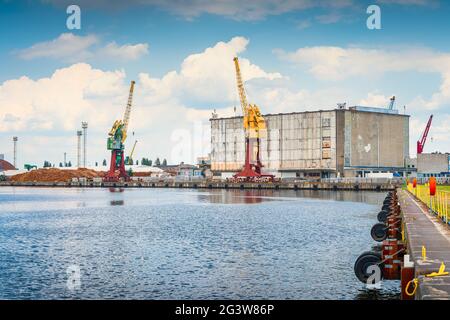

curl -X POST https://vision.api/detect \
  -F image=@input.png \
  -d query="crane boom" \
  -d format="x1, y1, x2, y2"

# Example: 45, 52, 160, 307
233, 57, 248, 117
417, 115, 433, 154
130, 140, 137, 159
122, 80, 135, 143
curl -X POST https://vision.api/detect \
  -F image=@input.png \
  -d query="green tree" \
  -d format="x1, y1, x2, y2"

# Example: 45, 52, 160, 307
102, 159, 107, 166
154, 158, 161, 166
59, 162, 63, 167
68, 161, 72, 167
162, 158, 167, 166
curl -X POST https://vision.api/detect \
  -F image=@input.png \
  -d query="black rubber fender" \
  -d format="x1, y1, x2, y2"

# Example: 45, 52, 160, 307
354, 251, 383, 283
377, 210, 390, 223
371, 223, 388, 242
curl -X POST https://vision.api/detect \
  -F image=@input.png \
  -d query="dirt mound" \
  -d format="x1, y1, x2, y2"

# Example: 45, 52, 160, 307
0, 159, 16, 171
10, 168, 105, 183
131, 171, 152, 177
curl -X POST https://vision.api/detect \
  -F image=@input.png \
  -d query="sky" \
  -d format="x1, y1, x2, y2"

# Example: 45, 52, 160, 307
0, 0, 449, 168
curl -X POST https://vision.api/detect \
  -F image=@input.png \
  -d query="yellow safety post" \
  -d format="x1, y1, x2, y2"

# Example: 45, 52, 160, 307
426, 262, 449, 278
422, 246, 427, 261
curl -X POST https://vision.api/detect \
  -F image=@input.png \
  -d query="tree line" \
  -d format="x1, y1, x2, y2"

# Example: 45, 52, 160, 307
43, 158, 168, 168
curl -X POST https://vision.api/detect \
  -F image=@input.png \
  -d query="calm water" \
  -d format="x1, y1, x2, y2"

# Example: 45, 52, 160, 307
0, 187, 399, 300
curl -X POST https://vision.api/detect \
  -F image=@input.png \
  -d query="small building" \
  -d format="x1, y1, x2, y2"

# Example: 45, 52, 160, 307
417, 153, 450, 178
177, 164, 203, 178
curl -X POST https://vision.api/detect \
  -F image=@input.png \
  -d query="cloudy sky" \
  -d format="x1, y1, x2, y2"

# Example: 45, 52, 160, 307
0, 0, 449, 168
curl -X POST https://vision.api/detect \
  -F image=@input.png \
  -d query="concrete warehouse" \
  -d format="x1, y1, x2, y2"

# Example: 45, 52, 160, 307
417, 153, 450, 178
210, 106, 410, 179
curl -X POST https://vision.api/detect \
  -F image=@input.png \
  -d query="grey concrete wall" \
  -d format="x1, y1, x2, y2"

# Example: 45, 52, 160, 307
417, 153, 449, 173
211, 110, 337, 172
345, 110, 408, 168
211, 109, 410, 175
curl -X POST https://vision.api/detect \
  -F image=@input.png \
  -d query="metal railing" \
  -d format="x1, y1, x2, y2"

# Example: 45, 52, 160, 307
407, 183, 449, 224
321, 177, 403, 184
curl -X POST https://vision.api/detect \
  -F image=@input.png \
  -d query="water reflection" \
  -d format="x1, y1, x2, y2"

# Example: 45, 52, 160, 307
197, 189, 387, 205
198, 190, 276, 204
110, 200, 124, 206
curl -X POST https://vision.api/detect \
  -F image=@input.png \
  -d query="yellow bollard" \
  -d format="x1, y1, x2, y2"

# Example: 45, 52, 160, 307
422, 246, 427, 261
426, 262, 449, 278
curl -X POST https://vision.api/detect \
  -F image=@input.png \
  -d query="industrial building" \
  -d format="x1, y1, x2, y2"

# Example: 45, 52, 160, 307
417, 153, 450, 178
210, 106, 410, 179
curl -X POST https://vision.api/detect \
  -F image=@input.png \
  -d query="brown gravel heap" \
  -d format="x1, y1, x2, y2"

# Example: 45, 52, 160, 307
10, 168, 105, 182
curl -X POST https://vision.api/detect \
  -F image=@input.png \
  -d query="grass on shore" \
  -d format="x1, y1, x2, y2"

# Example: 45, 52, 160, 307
402, 184, 450, 192
438, 185, 450, 192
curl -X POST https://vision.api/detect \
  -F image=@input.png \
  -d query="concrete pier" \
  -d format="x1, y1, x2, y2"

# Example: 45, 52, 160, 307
0, 180, 397, 191
399, 189, 450, 299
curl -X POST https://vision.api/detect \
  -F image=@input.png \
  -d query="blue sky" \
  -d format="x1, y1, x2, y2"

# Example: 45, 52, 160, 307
0, 0, 449, 167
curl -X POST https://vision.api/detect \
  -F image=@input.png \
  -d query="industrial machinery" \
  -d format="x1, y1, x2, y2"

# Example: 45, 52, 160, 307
417, 115, 433, 154
24, 164, 37, 171
387, 96, 396, 110
232, 57, 274, 182
104, 81, 135, 182
125, 140, 138, 165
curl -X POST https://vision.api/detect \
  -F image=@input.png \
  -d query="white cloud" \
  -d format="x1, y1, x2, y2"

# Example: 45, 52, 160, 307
43, 0, 356, 20
43, 0, 433, 20
315, 12, 343, 24
376, 0, 439, 7
18, 33, 98, 61
98, 42, 149, 60
17, 33, 149, 62
276, 46, 450, 111
139, 36, 282, 104
0, 63, 126, 134
358, 93, 392, 107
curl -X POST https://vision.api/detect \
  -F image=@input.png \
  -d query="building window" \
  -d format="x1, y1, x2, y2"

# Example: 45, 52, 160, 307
322, 118, 331, 127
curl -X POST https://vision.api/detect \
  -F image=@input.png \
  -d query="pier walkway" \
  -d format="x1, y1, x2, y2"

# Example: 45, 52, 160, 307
399, 189, 450, 299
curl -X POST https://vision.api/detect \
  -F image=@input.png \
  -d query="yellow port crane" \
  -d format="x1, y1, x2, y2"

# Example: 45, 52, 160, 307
104, 80, 135, 181
232, 57, 273, 181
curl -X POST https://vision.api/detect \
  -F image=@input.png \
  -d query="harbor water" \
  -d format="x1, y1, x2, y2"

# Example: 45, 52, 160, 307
0, 187, 400, 299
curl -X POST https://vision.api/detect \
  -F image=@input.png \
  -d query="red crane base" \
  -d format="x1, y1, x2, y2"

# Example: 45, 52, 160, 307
103, 149, 130, 182
232, 137, 274, 182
